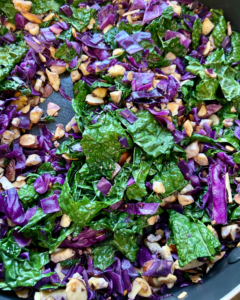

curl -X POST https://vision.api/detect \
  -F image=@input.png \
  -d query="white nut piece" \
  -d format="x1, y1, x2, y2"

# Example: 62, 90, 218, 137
88, 277, 108, 290
203, 41, 211, 56
1, 130, 15, 146
92, 87, 107, 98
145, 239, 161, 254
147, 215, 159, 225
199, 119, 213, 127
167, 102, 179, 116
34, 289, 66, 300
13, 0, 32, 12
71, 70, 81, 83
110, 91, 122, 104
85, 94, 105, 105
201, 18, 215, 35
153, 181, 165, 194
20, 134, 38, 148
25, 22, 39, 35
52, 125, 65, 141
66, 278, 87, 300
108, 65, 126, 77
129, 278, 152, 299
165, 52, 176, 60
79, 62, 90, 76
178, 194, 194, 206
184, 120, 193, 137
30, 106, 44, 124
193, 153, 209, 166
207, 114, 220, 126
221, 224, 238, 241
198, 105, 207, 118
0, 177, 14, 190
181, 183, 194, 195
60, 214, 72, 228
50, 65, 67, 75
185, 140, 199, 159
46, 69, 60, 91
51, 248, 75, 263
47, 102, 60, 116
113, 48, 124, 56
161, 245, 173, 261
54, 263, 66, 281
15, 288, 29, 299
147, 233, 163, 243
161, 65, 176, 75
103, 24, 113, 34
25, 154, 41, 167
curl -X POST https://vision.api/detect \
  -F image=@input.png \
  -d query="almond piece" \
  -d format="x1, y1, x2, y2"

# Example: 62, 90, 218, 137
198, 105, 207, 118
184, 120, 193, 137
21, 12, 42, 24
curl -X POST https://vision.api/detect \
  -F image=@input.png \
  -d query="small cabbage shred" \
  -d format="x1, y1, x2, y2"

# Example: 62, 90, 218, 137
0, 0, 240, 299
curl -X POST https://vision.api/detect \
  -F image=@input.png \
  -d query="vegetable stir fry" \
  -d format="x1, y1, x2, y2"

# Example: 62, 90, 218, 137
0, 0, 239, 299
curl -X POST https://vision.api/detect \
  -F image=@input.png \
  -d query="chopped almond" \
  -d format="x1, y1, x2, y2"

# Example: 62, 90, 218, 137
184, 120, 193, 137
46, 69, 60, 91
47, 102, 60, 116
20, 134, 38, 148
13, 0, 32, 12
21, 11, 42, 24
178, 291, 187, 299
52, 125, 65, 141
167, 103, 179, 116
85, 94, 104, 105
198, 105, 207, 117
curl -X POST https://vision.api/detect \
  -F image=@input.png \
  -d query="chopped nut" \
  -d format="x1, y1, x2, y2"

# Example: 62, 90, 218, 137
227, 22, 232, 36
66, 278, 87, 300
161, 65, 176, 75
207, 225, 219, 239
15, 288, 29, 299
108, 65, 126, 77
110, 91, 122, 104
226, 145, 235, 152
47, 102, 60, 116
221, 224, 238, 241
161, 245, 173, 261
165, 52, 176, 60
13, 0, 32, 12
223, 118, 233, 128
24, 22, 39, 35
71, 70, 81, 83
168, 1, 181, 15
178, 291, 187, 299
147, 233, 162, 243
181, 184, 194, 195
51, 248, 75, 263
60, 214, 72, 228
92, 87, 107, 98
20, 134, 38, 148
208, 114, 220, 126
43, 12, 55, 22
85, 94, 105, 105
167, 103, 179, 116
185, 141, 199, 159
225, 172, 232, 203
129, 278, 152, 299
178, 194, 194, 206
42, 84, 53, 98
153, 181, 165, 194
111, 163, 121, 179
50, 65, 67, 75
52, 125, 65, 141
88, 277, 108, 290
21, 11, 42, 24
103, 24, 113, 34
193, 153, 209, 166
79, 62, 91, 76
113, 48, 124, 56
1, 130, 15, 146
30, 106, 43, 124
0, 176, 14, 190
5, 159, 15, 182
87, 17, 96, 30
46, 69, 60, 91
50, 46, 57, 59
25, 154, 41, 167
198, 105, 207, 118
184, 120, 193, 137
147, 215, 159, 225
201, 18, 214, 35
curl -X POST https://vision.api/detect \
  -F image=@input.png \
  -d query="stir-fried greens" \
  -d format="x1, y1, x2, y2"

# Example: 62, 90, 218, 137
0, 0, 240, 299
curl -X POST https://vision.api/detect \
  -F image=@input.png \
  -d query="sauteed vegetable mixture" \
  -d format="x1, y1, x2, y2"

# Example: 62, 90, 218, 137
0, 0, 239, 299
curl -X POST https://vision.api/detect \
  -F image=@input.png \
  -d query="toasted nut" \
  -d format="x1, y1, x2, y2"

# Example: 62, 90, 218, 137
132, 278, 152, 298
88, 277, 108, 290
201, 18, 214, 35
110, 91, 122, 104
25, 154, 41, 167
71, 70, 81, 83
167, 103, 179, 116
81, 55, 88, 62
15, 288, 29, 299
79, 62, 91, 76
153, 181, 165, 194
161, 245, 173, 261
60, 214, 72, 228
147, 232, 163, 243
168, 1, 181, 16
92, 87, 107, 98
47, 102, 60, 116
178, 291, 187, 299
185, 141, 199, 159
13, 0, 32, 12
0, 177, 14, 190
153, 79, 160, 88
85, 94, 104, 105
50, 65, 67, 75
147, 274, 177, 288
161, 193, 177, 207
145, 239, 161, 254
221, 224, 238, 240
147, 216, 159, 225
52, 125, 65, 141
208, 114, 220, 126
34, 290, 66, 300
24, 22, 39, 35
51, 248, 75, 263
119, 151, 130, 166
66, 278, 87, 300
108, 65, 126, 77
194, 153, 209, 166
223, 118, 233, 128
113, 48, 124, 56
234, 193, 240, 204
161, 65, 176, 75
1, 130, 15, 146
20, 134, 38, 148
165, 52, 176, 60
181, 184, 194, 195
21, 12, 42, 24
226, 145, 235, 152
198, 105, 207, 118
227, 22, 232, 36
4, 21, 16, 31
128, 280, 142, 300
178, 194, 194, 206
43, 12, 55, 22
103, 24, 113, 34
30, 106, 43, 124
50, 46, 57, 59
72, 27, 77, 39
172, 73, 181, 81
184, 120, 193, 137
46, 69, 60, 91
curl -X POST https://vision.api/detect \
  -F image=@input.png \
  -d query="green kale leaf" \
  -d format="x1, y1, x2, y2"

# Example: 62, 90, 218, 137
192, 19, 202, 49
212, 16, 227, 48
55, 42, 78, 63
103, 26, 119, 49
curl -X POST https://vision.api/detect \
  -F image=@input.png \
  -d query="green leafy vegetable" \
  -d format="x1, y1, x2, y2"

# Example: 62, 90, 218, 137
118, 21, 143, 35
162, 37, 187, 57
212, 16, 227, 48
55, 43, 78, 63
103, 26, 118, 49
169, 210, 221, 267
192, 19, 202, 49
31, 0, 65, 13
0, 0, 17, 23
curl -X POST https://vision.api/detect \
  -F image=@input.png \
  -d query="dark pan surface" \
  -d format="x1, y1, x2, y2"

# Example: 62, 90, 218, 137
1, 1, 240, 299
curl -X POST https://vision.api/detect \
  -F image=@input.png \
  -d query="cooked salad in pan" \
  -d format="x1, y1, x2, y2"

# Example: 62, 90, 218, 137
0, 0, 239, 299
